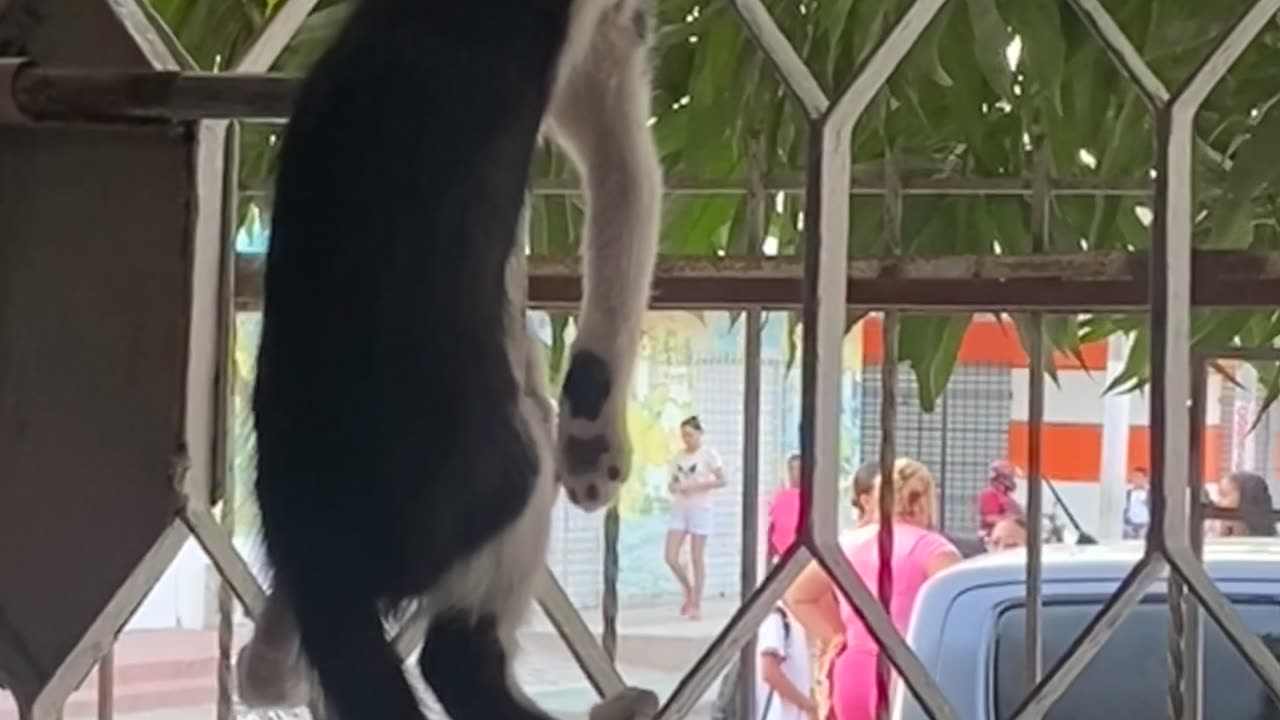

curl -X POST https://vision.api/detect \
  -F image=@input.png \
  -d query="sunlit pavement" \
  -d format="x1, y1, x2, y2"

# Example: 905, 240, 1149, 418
0, 599, 736, 720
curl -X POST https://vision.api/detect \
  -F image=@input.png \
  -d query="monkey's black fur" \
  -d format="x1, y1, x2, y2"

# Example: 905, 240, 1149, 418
252, 2, 572, 717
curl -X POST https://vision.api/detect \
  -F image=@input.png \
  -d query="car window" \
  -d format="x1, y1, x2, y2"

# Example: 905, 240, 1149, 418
993, 600, 1280, 720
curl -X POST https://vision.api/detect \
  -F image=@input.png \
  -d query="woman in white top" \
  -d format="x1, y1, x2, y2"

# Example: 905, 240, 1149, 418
665, 415, 726, 619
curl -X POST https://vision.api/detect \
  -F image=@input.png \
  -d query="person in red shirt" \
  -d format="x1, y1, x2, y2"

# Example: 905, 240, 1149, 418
978, 460, 1024, 541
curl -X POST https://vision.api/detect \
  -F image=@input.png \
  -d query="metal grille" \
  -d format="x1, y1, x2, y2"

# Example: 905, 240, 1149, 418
688, 355, 745, 601
939, 365, 1013, 537
861, 362, 1010, 536
11, 2, 1280, 720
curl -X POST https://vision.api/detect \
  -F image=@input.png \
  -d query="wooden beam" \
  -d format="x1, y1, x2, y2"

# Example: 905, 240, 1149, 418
9, 65, 298, 122
233, 250, 1280, 311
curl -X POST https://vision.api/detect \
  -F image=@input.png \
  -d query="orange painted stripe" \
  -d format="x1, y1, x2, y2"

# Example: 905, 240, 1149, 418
1008, 422, 1224, 483
861, 315, 1108, 371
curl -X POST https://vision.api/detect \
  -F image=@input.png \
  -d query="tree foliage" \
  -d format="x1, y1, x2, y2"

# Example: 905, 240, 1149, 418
145, 0, 1280, 412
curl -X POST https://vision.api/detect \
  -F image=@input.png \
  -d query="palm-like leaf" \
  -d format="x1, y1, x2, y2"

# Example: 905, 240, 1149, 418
150, 0, 1280, 414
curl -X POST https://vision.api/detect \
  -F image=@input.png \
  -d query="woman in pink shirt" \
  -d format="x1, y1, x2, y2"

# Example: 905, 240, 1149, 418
785, 457, 960, 720
769, 459, 881, 559
767, 454, 803, 558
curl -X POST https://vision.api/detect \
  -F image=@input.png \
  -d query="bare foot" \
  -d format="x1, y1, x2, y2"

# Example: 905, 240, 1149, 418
687, 603, 701, 621
679, 597, 692, 618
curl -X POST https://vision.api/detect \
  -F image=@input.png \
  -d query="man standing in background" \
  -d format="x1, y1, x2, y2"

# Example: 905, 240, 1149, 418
978, 460, 1024, 543
1122, 467, 1150, 539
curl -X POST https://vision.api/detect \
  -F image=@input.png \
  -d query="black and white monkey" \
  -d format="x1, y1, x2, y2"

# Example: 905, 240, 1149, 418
237, 0, 662, 718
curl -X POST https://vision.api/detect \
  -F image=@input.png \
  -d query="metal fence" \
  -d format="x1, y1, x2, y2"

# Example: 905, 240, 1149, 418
860, 363, 1011, 538
5, 0, 1280, 719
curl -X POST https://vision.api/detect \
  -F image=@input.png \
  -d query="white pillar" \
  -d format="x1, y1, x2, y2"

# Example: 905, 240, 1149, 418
1098, 333, 1132, 542
1231, 361, 1259, 472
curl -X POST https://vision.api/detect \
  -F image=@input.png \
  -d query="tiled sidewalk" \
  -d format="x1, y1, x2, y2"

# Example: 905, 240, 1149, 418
0, 599, 736, 720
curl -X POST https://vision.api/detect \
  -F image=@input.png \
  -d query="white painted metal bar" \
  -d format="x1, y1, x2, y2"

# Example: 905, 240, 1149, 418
1148, 0, 1280, 556
796, 2, 957, 717
183, 506, 268, 618
729, 0, 828, 118
531, 567, 628, 699
796, 116, 847, 621
875, 150, 902, 720
1154, 11, 1280, 705
26, 521, 190, 720
1024, 148, 1050, 691
1178, 364, 1210, 720
816, 547, 961, 720
825, 0, 949, 130
50, 5, 1280, 720
126, 0, 198, 70
1009, 2, 1170, 714
1166, 547, 1280, 701
657, 544, 812, 719
737, 306, 764, 720
388, 564, 629, 702
102, 0, 184, 71
1010, 554, 1166, 719
1098, 334, 1133, 542
875, 309, 899, 720
214, 120, 240, 720
1067, 0, 1170, 107
95, 648, 113, 720
234, 0, 323, 73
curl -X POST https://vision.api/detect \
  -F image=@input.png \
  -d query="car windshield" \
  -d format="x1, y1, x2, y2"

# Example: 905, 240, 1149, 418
993, 599, 1280, 720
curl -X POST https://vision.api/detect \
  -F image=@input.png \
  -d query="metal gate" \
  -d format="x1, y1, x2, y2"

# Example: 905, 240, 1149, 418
860, 362, 1011, 537
5, 1, 1280, 719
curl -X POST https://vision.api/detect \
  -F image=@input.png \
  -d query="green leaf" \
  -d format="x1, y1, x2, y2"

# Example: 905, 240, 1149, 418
530, 196, 582, 257
663, 196, 739, 254
547, 313, 572, 384
1045, 315, 1090, 374
1079, 313, 1144, 344
204, 0, 1280, 419
902, 2, 955, 89
899, 314, 970, 413
1103, 329, 1150, 396
784, 310, 802, 373
987, 197, 1031, 254
1248, 362, 1280, 432
274, 2, 351, 72
1240, 310, 1280, 347
818, 0, 857, 87
1010, 314, 1058, 385
1190, 310, 1255, 350
963, 0, 1014, 98
1002, 0, 1066, 112
849, 197, 885, 257
1210, 94, 1280, 248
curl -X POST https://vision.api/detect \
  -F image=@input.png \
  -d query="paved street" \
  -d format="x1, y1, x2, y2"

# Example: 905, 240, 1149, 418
0, 600, 737, 720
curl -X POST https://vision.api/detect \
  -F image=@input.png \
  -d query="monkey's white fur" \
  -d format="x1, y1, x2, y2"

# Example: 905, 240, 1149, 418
236, 1, 662, 718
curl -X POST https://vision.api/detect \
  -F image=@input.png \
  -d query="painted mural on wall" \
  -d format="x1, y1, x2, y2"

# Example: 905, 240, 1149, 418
530, 310, 868, 603
781, 318, 866, 527
227, 297, 869, 605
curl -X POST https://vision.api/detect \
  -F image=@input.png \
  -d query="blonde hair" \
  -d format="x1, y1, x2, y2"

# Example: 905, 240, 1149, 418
871, 457, 937, 525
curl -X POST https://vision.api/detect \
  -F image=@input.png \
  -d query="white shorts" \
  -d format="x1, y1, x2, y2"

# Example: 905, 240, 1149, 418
669, 505, 713, 536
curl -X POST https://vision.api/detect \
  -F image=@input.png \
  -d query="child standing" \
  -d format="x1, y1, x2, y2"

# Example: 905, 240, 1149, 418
757, 603, 817, 720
